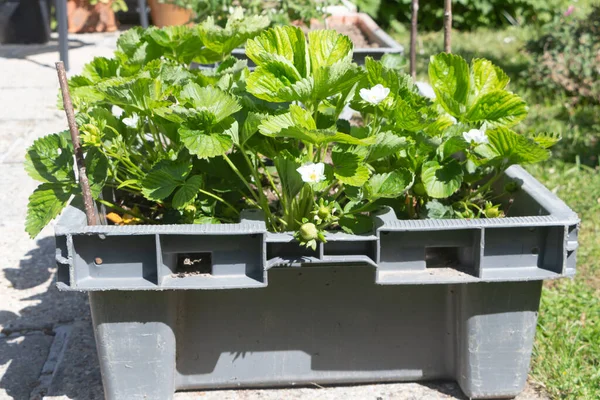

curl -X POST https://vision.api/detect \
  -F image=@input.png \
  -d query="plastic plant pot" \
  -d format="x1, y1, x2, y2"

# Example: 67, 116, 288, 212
54, 166, 579, 400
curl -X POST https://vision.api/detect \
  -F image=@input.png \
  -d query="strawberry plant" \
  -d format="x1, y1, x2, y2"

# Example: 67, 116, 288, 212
25, 20, 560, 249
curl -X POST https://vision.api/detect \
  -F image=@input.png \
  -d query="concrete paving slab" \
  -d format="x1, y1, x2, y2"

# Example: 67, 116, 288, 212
44, 322, 103, 400
0, 333, 54, 400
1, 118, 67, 164
173, 382, 549, 400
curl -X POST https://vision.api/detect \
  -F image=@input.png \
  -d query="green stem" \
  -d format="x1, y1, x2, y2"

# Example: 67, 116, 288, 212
222, 154, 261, 203
198, 189, 240, 216
470, 170, 506, 200
258, 157, 282, 202
331, 183, 345, 202
239, 149, 276, 230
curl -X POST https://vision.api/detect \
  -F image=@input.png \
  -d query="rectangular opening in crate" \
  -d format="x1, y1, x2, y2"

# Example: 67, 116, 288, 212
72, 235, 158, 288
480, 226, 565, 278
173, 252, 213, 277
323, 240, 377, 260
159, 234, 264, 288
378, 230, 480, 276
267, 241, 318, 261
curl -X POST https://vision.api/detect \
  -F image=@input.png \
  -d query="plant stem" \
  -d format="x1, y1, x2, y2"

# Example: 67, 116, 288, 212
198, 189, 240, 216
471, 170, 505, 200
238, 148, 277, 229
444, 0, 452, 53
410, 0, 419, 78
56, 61, 97, 226
222, 153, 261, 203
258, 157, 282, 202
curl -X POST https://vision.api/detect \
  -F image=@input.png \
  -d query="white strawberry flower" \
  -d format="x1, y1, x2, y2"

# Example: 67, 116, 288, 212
122, 114, 139, 128
297, 162, 326, 183
111, 105, 124, 118
359, 84, 390, 105
463, 128, 489, 144
415, 81, 436, 99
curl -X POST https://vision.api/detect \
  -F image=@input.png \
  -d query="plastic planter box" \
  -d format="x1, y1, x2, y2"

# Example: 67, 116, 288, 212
54, 166, 579, 400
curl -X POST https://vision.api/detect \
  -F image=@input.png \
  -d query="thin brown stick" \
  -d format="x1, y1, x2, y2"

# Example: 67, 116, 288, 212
410, 0, 419, 79
56, 61, 98, 226
444, 0, 452, 53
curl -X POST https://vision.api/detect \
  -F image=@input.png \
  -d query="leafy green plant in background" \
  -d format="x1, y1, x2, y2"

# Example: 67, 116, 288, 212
157, 0, 338, 26
524, 5, 600, 105
358, 0, 581, 31
25, 21, 558, 246
89, 0, 128, 12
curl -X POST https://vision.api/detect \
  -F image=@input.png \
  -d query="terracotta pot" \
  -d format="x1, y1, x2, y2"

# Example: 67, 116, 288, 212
147, 0, 193, 27
67, 0, 118, 33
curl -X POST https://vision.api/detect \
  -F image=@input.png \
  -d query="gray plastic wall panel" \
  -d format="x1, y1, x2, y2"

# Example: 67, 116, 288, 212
88, 270, 541, 399
455, 281, 542, 398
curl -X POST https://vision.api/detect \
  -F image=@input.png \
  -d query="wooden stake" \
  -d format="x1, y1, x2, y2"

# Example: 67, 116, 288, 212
444, 0, 452, 53
410, 0, 419, 79
56, 61, 98, 226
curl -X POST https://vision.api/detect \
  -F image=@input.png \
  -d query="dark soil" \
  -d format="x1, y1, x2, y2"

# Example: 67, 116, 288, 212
295, 20, 379, 49
327, 21, 380, 49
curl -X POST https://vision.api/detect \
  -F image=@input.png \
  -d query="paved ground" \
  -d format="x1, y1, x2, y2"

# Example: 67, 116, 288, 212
0, 32, 549, 400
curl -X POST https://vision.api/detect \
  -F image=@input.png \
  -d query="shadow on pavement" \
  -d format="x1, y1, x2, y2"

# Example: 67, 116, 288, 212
0, 236, 102, 399
0, 39, 89, 60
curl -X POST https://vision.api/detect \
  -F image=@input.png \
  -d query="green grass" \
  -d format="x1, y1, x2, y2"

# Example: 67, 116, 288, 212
391, 27, 600, 399
528, 162, 600, 399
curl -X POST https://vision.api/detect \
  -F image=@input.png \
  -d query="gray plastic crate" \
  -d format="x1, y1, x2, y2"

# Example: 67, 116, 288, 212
54, 166, 579, 400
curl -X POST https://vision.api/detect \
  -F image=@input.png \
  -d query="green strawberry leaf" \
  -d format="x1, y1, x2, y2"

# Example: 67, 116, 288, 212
274, 152, 304, 200
529, 131, 562, 149
26, 183, 74, 238
423, 200, 455, 219
198, 14, 270, 60
421, 159, 463, 199
365, 169, 414, 200
81, 57, 121, 83
146, 25, 204, 65
468, 58, 510, 104
98, 77, 172, 113
465, 90, 528, 127
308, 29, 353, 71
179, 84, 241, 124
179, 124, 236, 159
338, 214, 374, 234
437, 135, 469, 160
332, 151, 371, 187
246, 25, 309, 77
487, 127, 550, 165
365, 131, 410, 162
172, 175, 203, 209
25, 132, 74, 183
85, 147, 108, 198
246, 65, 313, 103
141, 160, 191, 201
429, 53, 470, 117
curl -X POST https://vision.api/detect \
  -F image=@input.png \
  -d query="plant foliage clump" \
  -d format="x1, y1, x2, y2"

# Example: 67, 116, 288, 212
524, 5, 600, 105
25, 17, 559, 247
357, 0, 578, 31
